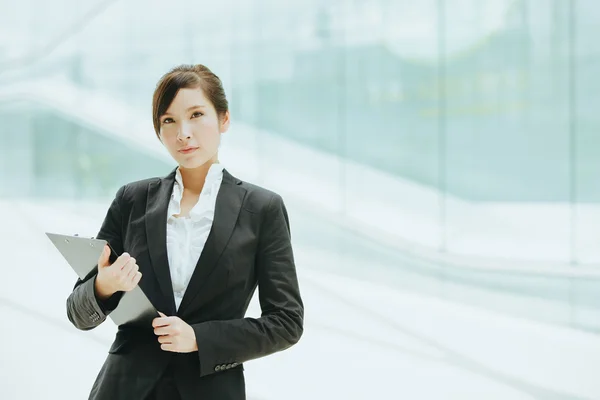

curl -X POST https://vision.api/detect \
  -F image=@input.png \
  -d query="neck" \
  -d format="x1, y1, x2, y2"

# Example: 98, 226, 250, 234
179, 157, 219, 194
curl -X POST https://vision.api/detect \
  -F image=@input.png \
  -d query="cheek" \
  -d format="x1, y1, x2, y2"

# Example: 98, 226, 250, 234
193, 121, 221, 145
161, 138, 184, 158
163, 137, 179, 152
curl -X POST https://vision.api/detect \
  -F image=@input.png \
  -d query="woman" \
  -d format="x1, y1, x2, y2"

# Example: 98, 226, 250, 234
66, 64, 304, 400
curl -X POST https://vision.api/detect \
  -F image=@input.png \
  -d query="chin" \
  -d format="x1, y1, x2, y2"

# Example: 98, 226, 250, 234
178, 156, 209, 169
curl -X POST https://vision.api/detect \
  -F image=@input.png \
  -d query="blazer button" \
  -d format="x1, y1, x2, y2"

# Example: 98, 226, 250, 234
226, 364, 232, 369
215, 366, 221, 371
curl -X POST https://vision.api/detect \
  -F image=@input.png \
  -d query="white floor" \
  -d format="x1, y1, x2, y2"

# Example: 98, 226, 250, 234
1, 199, 600, 400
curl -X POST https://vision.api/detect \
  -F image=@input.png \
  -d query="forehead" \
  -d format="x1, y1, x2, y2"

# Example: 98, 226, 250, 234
166, 88, 209, 112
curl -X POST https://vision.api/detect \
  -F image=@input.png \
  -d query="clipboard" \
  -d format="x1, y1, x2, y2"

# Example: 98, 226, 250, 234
46, 232, 159, 328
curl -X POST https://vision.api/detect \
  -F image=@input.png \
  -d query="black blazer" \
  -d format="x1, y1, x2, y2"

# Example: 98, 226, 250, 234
66, 168, 304, 400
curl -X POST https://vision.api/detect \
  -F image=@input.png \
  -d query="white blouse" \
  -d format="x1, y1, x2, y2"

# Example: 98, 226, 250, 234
166, 163, 224, 310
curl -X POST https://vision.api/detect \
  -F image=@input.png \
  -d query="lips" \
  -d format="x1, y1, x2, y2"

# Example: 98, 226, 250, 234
178, 147, 198, 154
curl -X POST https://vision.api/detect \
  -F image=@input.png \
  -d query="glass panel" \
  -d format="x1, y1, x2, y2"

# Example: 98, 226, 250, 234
0, 101, 173, 199
343, 0, 443, 254
574, 0, 600, 263
444, 0, 572, 263
573, 0, 600, 331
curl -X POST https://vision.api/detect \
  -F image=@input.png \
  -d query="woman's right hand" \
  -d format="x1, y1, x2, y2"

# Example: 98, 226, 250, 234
94, 245, 142, 300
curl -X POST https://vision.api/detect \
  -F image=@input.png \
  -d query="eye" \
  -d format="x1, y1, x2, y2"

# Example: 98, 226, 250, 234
161, 117, 174, 124
191, 111, 203, 118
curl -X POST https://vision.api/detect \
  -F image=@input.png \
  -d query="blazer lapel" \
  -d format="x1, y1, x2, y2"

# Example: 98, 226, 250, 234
177, 169, 246, 315
146, 168, 177, 315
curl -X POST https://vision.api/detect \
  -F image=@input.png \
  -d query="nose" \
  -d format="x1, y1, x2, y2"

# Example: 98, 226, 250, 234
177, 123, 192, 141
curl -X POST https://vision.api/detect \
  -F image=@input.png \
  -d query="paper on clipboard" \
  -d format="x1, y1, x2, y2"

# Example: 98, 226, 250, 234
46, 232, 158, 328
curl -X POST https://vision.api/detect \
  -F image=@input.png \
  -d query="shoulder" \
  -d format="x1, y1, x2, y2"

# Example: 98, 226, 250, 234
236, 178, 286, 215
124, 177, 159, 193
110, 174, 166, 208
118, 177, 159, 200
237, 179, 291, 235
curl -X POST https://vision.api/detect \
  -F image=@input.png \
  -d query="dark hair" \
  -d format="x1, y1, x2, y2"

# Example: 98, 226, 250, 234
152, 64, 229, 138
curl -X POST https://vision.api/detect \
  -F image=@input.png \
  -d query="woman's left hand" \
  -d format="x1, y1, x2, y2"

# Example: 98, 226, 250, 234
152, 311, 198, 353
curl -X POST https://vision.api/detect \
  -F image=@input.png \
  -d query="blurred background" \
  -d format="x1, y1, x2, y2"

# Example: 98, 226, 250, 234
1, 0, 600, 399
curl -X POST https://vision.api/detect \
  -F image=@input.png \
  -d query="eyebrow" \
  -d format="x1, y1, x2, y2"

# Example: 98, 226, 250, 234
162, 105, 206, 116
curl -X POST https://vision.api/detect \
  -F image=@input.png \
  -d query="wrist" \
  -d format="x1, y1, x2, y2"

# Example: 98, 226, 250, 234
94, 274, 116, 300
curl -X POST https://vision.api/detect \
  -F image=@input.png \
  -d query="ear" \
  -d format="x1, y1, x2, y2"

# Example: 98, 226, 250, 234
219, 111, 230, 134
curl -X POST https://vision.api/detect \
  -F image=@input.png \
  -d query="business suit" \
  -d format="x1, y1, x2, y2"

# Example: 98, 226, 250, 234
66, 167, 304, 400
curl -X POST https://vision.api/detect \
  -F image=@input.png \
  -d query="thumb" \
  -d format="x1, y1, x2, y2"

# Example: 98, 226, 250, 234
158, 311, 167, 318
98, 244, 110, 268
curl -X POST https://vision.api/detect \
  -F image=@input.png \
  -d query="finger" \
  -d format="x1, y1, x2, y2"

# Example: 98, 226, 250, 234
124, 257, 136, 271
154, 326, 173, 336
126, 263, 139, 280
118, 270, 134, 290
154, 325, 179, 336
157, 335, 172, 344
126, 257, 137, 269
152, 317, 172, 328
158, 311, 167, 318
160, 343, 176, 352
120, 258, 135, 278
131, 271, 142, 285
113, 252, 131, 269
97, 245, 110, 268
123, 277, 139, 292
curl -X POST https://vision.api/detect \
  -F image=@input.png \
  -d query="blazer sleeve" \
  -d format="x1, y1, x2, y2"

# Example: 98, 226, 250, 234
192, 193, 304, 377
65, 185, 126, 331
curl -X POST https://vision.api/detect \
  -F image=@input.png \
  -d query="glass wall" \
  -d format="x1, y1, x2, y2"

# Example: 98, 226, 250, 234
2, 0, 600, 323
0, 101, 173, 198
4, 2, 600, 398
3, 0, 598, 263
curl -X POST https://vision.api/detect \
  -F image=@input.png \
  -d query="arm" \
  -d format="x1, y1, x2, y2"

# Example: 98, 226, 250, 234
191, 193, 304, 377
66, 185, 126, 331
